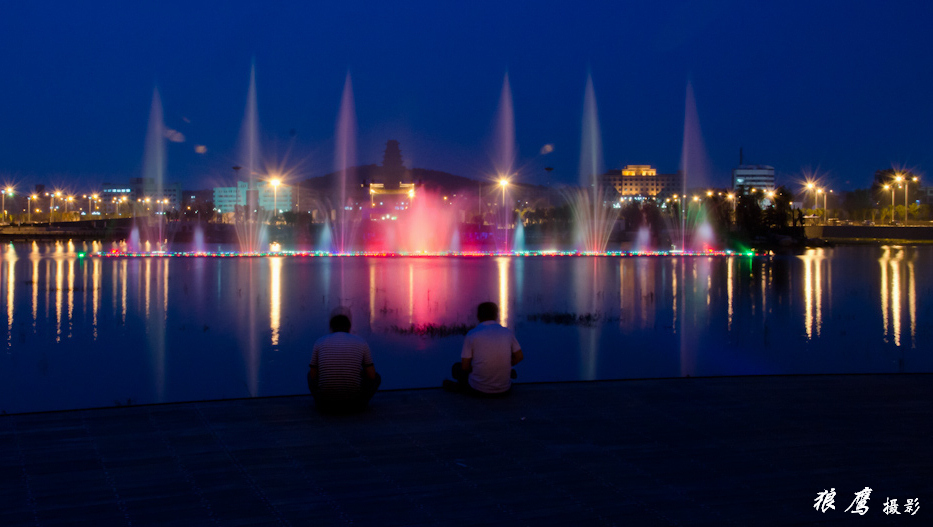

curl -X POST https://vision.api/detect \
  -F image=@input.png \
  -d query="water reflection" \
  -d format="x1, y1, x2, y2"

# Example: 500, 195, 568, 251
799, 249, 825, 340
270, 256, 282, 346
878, 247, 917, 347
93, 257, 100, 340
497, 257, 509, 326
5, 245, 15, 340
2, 244, 933, 415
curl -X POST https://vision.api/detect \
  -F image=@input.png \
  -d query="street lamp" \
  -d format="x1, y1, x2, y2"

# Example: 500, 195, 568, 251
816, 189, 824, 224
49, 191, 61, 223
806, 182, 816, 209
2, 187, 12, 223
904, 176, 918, 223
499, 177, 510, 250
28, 194, 37, 222
883, 184, 895, 223
269, 178, 281, 220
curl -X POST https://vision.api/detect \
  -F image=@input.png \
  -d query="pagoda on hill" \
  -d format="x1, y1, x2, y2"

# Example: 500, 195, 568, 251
368, 139, 416, 206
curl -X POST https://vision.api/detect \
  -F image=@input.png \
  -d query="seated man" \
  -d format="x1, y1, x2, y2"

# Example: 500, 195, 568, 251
445, 301, 523, 396
307, 307, 381, 412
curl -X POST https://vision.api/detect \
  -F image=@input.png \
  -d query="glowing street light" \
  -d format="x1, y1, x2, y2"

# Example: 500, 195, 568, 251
806, 182, 817, 209
499, 177, 511, 249
883, 184, 895, 222
48, 191, 61, 223
28, 194, 37, 222
269, 178, 281, 218
903, 176, 918, 223
1, 187, 13, 223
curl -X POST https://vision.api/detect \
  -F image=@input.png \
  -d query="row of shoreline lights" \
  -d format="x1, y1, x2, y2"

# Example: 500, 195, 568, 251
1, 186, 177, 221
623, 189, 778, 219
882, 174, 919, 223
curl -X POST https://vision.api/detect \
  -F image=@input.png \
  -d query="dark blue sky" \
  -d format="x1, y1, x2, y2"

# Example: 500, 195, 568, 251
2, 0, 932, 192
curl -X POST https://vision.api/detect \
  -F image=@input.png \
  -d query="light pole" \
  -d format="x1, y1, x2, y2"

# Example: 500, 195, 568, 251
28, 194, 36, 223
499, 178, 510, 251
48, 191, 60, 223
726, 193, 736, 223
883, 184, 894, 223
904, 176, 918, 223
816, 189, 824, 224
270, 178, 280, 221
2, 187, 12, 223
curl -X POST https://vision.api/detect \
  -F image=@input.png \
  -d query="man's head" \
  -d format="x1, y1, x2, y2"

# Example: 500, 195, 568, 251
477, 301, 498, 323
329, 306, 352, 333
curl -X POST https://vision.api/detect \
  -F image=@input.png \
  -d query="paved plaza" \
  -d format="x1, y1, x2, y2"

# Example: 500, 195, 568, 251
2, 374, 930, 526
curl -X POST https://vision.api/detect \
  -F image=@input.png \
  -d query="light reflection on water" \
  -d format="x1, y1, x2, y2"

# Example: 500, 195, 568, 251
1, 243, 931, 414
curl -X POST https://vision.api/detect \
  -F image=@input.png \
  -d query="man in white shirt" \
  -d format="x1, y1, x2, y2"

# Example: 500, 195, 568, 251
445, 302, 523, 395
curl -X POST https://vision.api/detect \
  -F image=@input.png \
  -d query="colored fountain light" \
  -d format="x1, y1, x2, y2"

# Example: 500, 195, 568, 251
96, 248, 756, 258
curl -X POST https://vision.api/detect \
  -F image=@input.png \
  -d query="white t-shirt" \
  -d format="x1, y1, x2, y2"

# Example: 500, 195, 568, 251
461, 321, 521, 393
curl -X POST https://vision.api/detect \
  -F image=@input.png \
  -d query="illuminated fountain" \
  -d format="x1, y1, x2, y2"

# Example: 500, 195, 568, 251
330, 73, 360, 253
233, 62, 269, 254
100, 73, 744, 259
127, 87, 168, 252
566, 73, 618, 253
494, 73, 516, 253
669, 82, 716, 252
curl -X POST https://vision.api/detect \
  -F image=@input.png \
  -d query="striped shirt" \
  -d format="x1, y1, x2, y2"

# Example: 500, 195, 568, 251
310, 332, 374, 393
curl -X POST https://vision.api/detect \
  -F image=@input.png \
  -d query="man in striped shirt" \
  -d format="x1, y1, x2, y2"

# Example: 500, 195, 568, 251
307, 307, 381, 412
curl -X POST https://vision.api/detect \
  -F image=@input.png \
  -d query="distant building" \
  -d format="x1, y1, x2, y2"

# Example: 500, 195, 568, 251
732, 165, 775, 194
100, 177, 181, 214
182, 189, 213, 208
601, 165, 679, 200
213, 181, 293, 214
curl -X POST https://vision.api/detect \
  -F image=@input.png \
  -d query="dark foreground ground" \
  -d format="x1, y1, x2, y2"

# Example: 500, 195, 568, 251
1, 374, 930, 526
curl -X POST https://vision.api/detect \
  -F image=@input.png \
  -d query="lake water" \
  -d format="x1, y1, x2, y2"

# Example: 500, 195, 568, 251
1, 242, 931, 414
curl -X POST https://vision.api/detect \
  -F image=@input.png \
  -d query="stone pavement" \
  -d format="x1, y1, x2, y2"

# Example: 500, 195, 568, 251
1, 374, 930, 526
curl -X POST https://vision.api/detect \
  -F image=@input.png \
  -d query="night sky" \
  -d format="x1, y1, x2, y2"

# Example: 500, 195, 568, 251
1, 0, 932, 192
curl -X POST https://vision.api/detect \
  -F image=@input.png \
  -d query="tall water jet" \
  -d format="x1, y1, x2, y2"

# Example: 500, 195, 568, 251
142, 87, 166, 249
235, 62, 267, 253
493, 73, 517, 252
512, 216, 525, 252
334, 73, 357, 253
569, 73, 616, 253
677, 82, 714, 251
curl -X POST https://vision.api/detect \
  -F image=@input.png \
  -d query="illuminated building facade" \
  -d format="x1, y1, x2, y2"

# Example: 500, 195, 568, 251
101, 177, 181, 213
212, 181, 293, 214
732, 165, 775, 194
601, 165, 679, 199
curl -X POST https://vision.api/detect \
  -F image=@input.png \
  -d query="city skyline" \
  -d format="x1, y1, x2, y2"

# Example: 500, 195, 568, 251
2, 1, 932, 192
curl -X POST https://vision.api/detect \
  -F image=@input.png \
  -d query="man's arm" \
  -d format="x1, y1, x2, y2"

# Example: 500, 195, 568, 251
511, 349, 523, 366
308, 364, 319, 382
461, 357, 472, 373
364, 364, 376, 380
